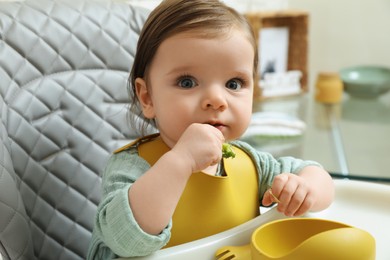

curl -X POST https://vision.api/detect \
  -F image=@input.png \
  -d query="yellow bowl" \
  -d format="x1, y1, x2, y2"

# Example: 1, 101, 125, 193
250, 218, 375, 260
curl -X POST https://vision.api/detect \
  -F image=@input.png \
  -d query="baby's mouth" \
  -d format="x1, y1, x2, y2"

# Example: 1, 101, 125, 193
208, 122, 226, 131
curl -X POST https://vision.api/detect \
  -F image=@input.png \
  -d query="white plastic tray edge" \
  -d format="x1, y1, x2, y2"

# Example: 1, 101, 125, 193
119, 180, 390, 260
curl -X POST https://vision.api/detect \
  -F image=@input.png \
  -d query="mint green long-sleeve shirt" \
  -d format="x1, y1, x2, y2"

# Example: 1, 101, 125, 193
87, 140, 321, 259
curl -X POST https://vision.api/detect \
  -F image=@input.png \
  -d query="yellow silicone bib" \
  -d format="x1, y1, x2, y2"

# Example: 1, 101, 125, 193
116, 134, 260, 247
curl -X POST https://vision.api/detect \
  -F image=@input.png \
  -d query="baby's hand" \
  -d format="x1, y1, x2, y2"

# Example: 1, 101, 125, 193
171, 123, 224, 173
262, 173, 316, 216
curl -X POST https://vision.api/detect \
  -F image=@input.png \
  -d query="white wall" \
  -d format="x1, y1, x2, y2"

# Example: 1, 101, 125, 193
125, 0, 160, 9
288, 0, 390, 88
126, 0, 287, 12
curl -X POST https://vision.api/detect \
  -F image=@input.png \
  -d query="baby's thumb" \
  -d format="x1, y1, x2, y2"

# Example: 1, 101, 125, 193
262, 191, 273, 206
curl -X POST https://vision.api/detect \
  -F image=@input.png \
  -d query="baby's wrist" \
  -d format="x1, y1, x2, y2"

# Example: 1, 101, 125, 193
164, 150, 193, 179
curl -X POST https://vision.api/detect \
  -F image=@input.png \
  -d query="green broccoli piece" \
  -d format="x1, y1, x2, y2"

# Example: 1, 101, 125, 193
222, 143, 236, 159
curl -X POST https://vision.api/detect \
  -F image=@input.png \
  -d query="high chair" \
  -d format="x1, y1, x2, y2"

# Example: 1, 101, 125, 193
0, 0, 150, 259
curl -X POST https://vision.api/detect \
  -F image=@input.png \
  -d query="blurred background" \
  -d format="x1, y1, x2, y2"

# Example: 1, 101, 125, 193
289, 0, 390, 88
127, 0, 390, 90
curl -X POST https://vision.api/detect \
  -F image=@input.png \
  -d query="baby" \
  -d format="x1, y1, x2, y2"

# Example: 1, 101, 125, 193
87, 0, 334, 259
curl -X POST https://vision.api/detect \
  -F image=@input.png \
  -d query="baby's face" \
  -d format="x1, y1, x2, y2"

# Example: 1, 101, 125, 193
138, 29, 254, 147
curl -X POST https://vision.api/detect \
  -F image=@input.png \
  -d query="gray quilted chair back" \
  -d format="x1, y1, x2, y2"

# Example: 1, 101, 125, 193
0, 0, 150, 259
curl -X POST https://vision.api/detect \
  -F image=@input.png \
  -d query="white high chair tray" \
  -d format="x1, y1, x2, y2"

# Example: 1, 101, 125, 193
120, 180, 390, 260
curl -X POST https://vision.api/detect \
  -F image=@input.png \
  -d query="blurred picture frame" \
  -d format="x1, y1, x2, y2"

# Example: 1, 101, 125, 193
245, 10, 309, 99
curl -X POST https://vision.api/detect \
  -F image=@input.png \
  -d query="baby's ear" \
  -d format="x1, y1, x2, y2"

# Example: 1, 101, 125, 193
135, 78, 155, 119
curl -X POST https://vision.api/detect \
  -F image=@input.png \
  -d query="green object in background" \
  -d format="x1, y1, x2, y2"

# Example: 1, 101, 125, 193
222, 143, 236, 159
340, 65, 390, 98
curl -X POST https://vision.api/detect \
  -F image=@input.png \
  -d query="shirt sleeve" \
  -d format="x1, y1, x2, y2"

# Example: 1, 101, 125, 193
88, 149, 172, 259
231, 140, 323, 201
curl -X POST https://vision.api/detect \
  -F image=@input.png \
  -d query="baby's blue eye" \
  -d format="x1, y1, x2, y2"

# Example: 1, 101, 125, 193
226, 79, 242, 90
178, 78, 196, 89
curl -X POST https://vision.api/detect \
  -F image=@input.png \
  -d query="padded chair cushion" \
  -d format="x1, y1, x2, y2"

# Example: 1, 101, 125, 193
0, 93, 34, 260
0, 0, 150, 259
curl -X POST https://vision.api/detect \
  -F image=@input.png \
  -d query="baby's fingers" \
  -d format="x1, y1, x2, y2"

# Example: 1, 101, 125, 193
281, 183, 314, 216
290, 188, 315, 216
272, 174, 299, 214
281, 186, 306, 216
268, 189, 281, 203
262, 189, 279, 206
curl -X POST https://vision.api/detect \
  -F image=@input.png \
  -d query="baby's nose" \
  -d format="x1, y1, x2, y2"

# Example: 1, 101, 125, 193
201, 86, 227, 110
